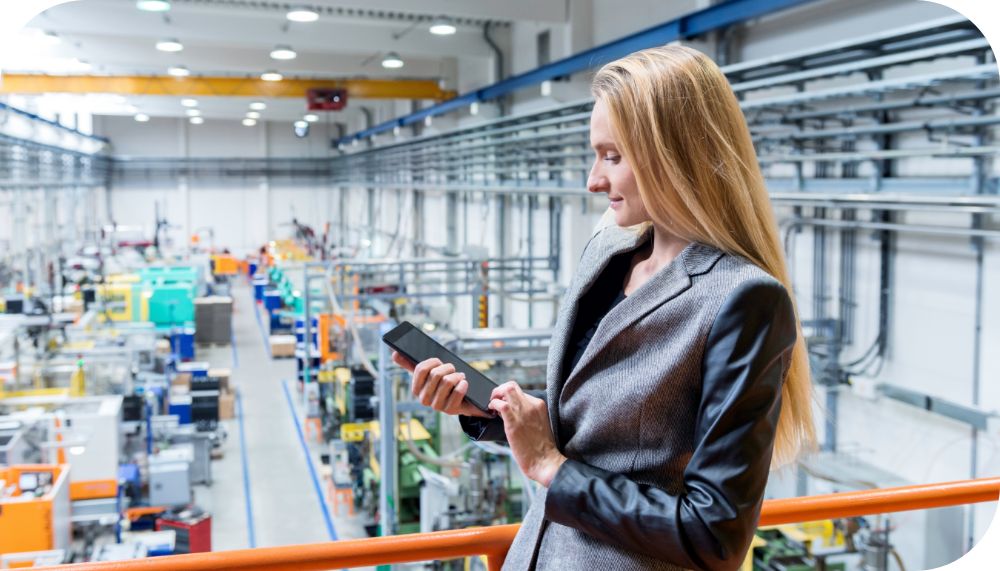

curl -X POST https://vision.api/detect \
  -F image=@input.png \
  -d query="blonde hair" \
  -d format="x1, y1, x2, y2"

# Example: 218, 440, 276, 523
592, 45, 815, 467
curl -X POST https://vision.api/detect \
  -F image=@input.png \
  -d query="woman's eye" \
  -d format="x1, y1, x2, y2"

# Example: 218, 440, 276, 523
603, 155, 621, 163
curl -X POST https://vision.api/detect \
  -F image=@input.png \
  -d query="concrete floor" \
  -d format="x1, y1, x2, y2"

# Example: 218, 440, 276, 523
194, 281, 370, 552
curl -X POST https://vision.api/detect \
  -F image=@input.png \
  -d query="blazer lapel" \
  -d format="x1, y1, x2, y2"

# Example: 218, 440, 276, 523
546, 226, 650, 442
558, 241, 725, 403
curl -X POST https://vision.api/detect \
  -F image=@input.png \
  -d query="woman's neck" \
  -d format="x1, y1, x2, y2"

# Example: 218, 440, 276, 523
642, 225, 690, 272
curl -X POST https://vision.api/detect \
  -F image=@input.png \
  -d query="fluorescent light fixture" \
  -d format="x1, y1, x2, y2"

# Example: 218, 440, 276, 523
246, 111, 261, 119
286, 6, 319, 22
185, 109, 201, 117
470, 101, 479, 115
134, 113, 150, 122
429, 16, 456, 36
381, 52, 404, 69
167, 65, 190, 77
294, 120, 308, 128
69, 446, 86, 456
270, 45, 297, 60
181, 98, 198, 107
540, 80, 552, 97
156, 38, 183, 52
260, 70, 283, 81
189, 116, 204, 125
249, 101, 266, 111
303, 114, 318, 123
242, 118, 257, 126
136, 0, 170, 12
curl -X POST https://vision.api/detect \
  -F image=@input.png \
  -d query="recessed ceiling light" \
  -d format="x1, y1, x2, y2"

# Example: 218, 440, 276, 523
136, 0, 171, 12
249, 101, 266, 111
134, 113, 150, 122
189, 116, 204, 125
246, 111, 261, 119
286, 6, 319, 22
186, 109, 201, 117
294, 120, 308, 128
167, 65, 190, 77
303, 114, 318, 123
429, 16, 456, 36
270, 45, 297, 60
260, 71, 283, 82
156, 38, 183, 52
181, 98, 198, 107
242, 118, 257, 126
381, 52, 404, 69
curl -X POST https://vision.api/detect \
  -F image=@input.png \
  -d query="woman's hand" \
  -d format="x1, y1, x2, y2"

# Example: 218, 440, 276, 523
489, 381, 567, 487
392, 351, 492, 418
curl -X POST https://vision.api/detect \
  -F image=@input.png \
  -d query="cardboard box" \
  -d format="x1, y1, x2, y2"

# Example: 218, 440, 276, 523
218, 390, 235, 420
270, 335, 296, 358
208, 368, 231, 393
171, 372, 192, 388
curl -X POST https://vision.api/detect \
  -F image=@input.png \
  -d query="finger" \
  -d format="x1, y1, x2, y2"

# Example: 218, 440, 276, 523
392, 351, 416, 371
444, 379, 468, 413
431, 372, 462, 410
489, 398, 509, 416
490, 380, 519, 401
412, 358, 442, 397
421, 363, 455, 406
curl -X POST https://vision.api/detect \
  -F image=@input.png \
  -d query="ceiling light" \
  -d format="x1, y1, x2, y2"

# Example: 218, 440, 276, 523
393, 126, 401, 136
134, 113, 150, 122
181, 98, 198, 107
540, 80, 552, 97
270, 45, 297, 60
186, 109, 201, 117
381, 52, 404, 69
429, 16, 456, 36
303, 114, 318, 123
167, 65, 190, 77
286, 6, 319, 22
136, 0, 171, 12
424, 116, 432, 127
249, 101, 267, 111
470, 101, 479, 115
260, 70, 283, 82
242, 118, 257, 127
35, 29, 61, 46
73, 59, 92, 71
246, 111, 261, 119
294, 120, 308, 129
189, 116, 204, 125
135, 0, 170, 12
156, 38, 183, 52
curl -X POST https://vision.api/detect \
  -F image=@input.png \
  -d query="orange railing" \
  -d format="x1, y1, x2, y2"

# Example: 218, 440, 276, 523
38, 476, 1000, 571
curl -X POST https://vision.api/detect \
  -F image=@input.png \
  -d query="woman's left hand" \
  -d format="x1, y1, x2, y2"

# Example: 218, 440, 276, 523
489, 381, 567, 487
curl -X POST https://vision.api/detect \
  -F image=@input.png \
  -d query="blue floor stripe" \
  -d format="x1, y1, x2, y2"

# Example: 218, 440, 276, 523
251, 299, 272, 359
281, 379, 338, 541
236, 390, 258, 548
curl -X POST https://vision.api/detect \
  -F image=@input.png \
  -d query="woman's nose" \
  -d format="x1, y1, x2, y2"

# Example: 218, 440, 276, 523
587, 173, 609, 194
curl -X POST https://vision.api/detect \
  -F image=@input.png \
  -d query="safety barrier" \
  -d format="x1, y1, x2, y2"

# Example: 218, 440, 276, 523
39, 476, 1000, 571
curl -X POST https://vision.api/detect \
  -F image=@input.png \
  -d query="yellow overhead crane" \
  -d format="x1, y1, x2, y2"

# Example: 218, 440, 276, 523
0, 74, 456, 100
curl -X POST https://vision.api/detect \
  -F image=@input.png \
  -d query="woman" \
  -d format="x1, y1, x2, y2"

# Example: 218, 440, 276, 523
393, 45, 815, 571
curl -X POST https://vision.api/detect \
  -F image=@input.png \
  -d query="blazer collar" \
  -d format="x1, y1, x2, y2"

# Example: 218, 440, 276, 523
550, 225, 724, 410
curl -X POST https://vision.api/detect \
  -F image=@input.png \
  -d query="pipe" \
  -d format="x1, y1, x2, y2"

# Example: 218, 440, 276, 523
483, 21, 506, 116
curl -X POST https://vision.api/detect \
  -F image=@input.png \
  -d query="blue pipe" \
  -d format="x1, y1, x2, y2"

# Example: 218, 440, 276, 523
335, 0, 818, 146
0, 102, 110, 144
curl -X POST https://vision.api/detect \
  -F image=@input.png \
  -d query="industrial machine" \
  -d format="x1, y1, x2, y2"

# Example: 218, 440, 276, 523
0, 464, 72, 555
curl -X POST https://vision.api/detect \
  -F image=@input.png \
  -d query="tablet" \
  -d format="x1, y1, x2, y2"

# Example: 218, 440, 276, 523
382, 321, 497, 413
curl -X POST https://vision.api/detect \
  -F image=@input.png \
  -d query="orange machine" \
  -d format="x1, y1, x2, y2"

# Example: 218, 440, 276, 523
0, 465, 72, 555
211, 255, 239, 276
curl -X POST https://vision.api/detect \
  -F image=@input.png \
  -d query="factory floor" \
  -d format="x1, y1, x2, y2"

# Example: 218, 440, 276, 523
193, 280, 371, 556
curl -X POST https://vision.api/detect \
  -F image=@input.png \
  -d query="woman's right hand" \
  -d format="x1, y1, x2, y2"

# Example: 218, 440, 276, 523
392, 351, 492, 418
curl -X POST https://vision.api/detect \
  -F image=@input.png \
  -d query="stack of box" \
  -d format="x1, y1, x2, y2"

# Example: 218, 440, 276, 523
193, 296, 232, 345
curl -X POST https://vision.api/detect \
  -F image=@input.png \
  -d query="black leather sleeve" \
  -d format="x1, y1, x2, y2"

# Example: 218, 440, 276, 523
459, 389, 547, 443
544, 279, 797, 570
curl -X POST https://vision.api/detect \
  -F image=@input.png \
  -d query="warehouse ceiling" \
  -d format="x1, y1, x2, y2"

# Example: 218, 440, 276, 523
7, 0, 563, 122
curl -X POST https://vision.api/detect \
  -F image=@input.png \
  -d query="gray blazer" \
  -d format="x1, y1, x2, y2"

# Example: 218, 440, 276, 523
463, 224, 796, 571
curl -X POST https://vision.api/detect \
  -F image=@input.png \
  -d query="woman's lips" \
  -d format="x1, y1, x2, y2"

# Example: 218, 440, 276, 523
609, 196, 623, 209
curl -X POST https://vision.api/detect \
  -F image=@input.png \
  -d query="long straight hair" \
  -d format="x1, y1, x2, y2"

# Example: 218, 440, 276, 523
592, 45, 815, 466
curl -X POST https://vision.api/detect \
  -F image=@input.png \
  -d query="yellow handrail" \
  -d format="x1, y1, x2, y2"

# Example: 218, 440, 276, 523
37, 476, 1000, 571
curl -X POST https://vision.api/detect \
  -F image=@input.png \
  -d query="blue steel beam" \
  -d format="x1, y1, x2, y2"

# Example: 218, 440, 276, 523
0, 101, 110, 144
335, 0, 819, 147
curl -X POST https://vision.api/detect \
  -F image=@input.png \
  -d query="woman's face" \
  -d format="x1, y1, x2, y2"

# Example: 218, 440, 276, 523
588, 99, 650, 227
